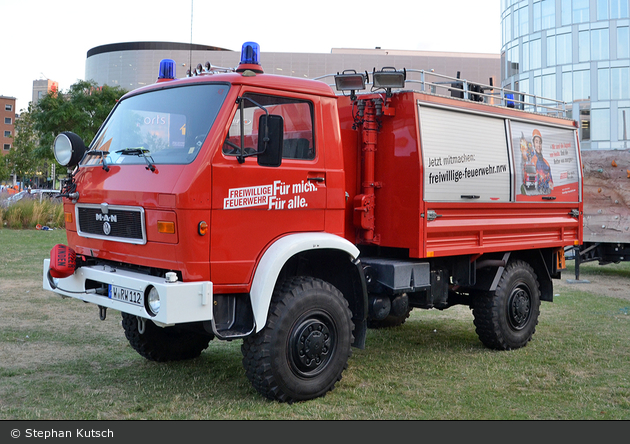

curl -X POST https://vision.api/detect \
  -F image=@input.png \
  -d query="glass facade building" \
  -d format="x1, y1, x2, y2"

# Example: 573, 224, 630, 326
501, 0, 630, 149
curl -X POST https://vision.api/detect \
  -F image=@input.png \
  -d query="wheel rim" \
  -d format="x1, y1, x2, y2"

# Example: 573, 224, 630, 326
289, 311, 336, 377
507, 283, 532, 330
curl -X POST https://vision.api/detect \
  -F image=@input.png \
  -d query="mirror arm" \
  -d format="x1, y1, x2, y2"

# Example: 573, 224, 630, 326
237, 98, 246, 163
234, 96, 270, 163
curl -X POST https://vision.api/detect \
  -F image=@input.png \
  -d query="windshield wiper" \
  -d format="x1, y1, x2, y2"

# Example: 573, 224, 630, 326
116, 148, 156, 172
83, 150, 111, 172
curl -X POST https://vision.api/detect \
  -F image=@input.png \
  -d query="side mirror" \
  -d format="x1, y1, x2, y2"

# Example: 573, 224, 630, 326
257, 114, 283, 167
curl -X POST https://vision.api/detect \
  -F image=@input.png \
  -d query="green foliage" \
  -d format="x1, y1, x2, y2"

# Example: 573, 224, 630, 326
6, 103, 41, 184
0, 153, 10, 183
6, 80, 127, 186
32, 80, 127, 157
0, 199, 65, 229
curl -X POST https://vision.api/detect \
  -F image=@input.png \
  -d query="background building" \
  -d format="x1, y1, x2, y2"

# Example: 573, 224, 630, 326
1, 95, 16, 157
85, 42, 231, 91
501, 0, 630, 150
85, 41, 500, 99
32, 79, 59, 105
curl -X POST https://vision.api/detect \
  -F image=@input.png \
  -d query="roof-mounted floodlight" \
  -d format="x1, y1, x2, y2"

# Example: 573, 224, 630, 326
373, 67, 406, 97
334, 70, 367, 100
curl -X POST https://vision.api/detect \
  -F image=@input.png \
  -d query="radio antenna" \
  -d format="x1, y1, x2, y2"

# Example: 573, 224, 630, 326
189, 0, 193, 69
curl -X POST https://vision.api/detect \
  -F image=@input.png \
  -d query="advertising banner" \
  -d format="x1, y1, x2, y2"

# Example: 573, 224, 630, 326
510, 121, 580, 202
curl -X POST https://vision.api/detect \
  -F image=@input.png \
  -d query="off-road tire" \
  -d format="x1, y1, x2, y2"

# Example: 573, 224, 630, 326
367, 308, 412, 329
471, 260, 541, 350
121, 312, 213, 362
241, 276, 354, 403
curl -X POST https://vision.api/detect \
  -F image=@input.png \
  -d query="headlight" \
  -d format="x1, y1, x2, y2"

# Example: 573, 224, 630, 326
54, 132, 87, 167
146, 286, 160, 316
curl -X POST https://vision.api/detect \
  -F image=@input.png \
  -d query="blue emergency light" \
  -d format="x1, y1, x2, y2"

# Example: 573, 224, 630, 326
240, 42, 260, 65
158, 59, 176, 80
237, 42, 263, 73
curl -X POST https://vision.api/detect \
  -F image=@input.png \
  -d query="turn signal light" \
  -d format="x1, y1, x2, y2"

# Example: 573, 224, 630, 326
157, 221, 175, 234
198, 221, 208, 236
64, 212, 73, 223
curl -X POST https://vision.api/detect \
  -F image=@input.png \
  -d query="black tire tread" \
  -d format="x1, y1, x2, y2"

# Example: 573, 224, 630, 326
367, 308, 412, 329
121, 312, 212, 362
471, 260, 541, 350
241, 276, 353, 403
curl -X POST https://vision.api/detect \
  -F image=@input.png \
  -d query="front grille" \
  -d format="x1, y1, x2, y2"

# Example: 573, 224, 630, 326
76, 204, 146, 245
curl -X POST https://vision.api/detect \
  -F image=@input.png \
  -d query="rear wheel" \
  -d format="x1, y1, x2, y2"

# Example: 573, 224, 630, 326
471, 260, 541, 350
241, 276, 354, 403
121, 313, 213, 361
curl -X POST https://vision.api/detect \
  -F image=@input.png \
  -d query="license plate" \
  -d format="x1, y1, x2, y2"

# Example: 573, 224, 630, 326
108, 285, 144, 307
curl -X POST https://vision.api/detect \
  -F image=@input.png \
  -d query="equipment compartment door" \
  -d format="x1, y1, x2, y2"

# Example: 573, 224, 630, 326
419, 105, 511, 203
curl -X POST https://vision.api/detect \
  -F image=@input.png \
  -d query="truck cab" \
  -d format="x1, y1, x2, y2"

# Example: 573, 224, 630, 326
45, 43, 364, 403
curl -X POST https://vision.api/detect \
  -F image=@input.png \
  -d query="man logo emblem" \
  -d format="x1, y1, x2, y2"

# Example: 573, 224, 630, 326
103, 221, 111, 235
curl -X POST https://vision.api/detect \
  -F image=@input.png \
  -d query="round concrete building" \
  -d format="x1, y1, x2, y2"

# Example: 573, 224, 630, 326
85, 42, 234, 91
85, 41, 501, 99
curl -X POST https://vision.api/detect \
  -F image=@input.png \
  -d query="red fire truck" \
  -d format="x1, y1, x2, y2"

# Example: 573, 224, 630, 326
44, 42, 582, 402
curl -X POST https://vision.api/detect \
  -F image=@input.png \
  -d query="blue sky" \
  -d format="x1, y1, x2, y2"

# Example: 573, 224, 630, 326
0, 0, 501, 111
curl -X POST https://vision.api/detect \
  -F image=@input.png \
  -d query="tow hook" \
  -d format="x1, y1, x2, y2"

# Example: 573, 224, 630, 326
137, 316, 146, 334
98, 305, 107, 320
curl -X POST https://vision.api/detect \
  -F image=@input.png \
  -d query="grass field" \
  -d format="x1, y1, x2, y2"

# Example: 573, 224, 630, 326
0, 229, 629, 420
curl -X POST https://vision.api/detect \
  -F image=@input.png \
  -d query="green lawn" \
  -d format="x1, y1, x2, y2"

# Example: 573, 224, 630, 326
1, 229, 629, 419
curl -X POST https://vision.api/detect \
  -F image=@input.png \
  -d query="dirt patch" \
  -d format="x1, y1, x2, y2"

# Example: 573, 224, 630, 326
1, 278, 127, 371
0, 342, 109, 370
554, 273, 630, 302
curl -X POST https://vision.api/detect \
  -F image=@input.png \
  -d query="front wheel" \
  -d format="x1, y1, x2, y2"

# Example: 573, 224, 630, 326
241, 276, 354, 403
367, 308, 412, 329
121, 313, 213, 362
471, 260, 541, 350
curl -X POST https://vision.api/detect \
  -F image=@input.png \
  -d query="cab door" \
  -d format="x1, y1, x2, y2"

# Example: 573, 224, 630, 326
210, 91, 327, 286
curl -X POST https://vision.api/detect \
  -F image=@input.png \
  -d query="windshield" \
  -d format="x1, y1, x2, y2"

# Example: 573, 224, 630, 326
83, 83, 230, 167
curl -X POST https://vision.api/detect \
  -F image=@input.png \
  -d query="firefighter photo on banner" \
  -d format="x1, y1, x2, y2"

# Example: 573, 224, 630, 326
511, 121, 580, 202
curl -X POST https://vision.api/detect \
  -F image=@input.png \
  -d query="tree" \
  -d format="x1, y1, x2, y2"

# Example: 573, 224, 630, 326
6, 103, 41, 187
32, 80, 127, 160
0, 152, 10, 183
5, 80, 127, 188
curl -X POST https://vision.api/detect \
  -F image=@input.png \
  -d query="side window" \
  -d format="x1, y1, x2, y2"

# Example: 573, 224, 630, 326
223, 93, 315, 160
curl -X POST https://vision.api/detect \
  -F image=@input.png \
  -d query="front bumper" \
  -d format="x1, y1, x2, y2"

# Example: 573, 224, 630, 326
43, 259, 213, 325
